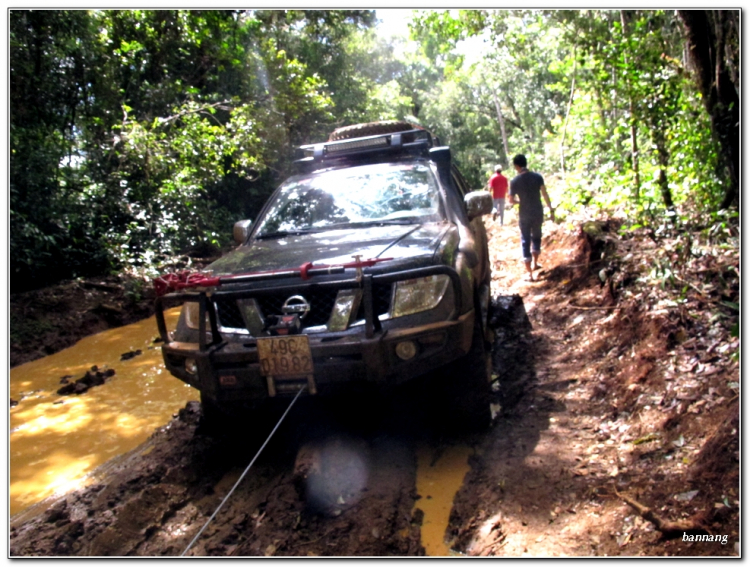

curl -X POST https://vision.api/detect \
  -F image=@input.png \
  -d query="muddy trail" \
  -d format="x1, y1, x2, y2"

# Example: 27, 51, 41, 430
9, 214, 740, 557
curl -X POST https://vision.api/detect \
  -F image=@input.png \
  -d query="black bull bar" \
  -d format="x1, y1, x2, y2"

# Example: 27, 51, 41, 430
154, 265, 463, 350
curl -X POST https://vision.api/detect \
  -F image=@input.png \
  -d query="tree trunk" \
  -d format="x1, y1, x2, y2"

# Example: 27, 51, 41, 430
677, 10, 739, 209
560, 46, 577, 179
620, 10, 641, 201
491, 90, 510, 161
654, 130, 674, 209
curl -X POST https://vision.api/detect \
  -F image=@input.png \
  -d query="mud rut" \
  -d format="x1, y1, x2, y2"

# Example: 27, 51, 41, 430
9, 219, 738, 557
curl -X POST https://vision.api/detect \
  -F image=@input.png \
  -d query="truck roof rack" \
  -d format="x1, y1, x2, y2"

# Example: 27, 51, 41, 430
294, 128, 436, 168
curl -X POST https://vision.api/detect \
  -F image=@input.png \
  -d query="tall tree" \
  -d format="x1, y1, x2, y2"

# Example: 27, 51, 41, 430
677, 10, 739, 209
619, 10, 641, 200
10, 10, 106, 287
9, 9, 372, 290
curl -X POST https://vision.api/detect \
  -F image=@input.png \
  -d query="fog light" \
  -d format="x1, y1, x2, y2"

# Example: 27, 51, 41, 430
185, 358, 198, 374
395, 341, 418, 361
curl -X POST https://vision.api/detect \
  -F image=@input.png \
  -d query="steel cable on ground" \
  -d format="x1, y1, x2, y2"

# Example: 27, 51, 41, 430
181, 385, 307, 556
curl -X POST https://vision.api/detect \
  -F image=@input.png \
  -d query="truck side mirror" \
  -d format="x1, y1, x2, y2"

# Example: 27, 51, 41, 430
464, 191, 494, 220
233, 219, 253, 244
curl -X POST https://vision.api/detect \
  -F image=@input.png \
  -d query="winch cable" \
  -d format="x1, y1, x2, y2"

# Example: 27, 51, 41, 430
181, 385, 307, 557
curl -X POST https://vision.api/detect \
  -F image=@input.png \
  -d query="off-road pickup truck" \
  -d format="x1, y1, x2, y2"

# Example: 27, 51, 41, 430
154, 121, 494, 431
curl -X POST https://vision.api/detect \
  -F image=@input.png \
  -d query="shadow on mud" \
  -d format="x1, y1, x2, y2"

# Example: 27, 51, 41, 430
262, 292, 562, 551
488, 294, 536, 411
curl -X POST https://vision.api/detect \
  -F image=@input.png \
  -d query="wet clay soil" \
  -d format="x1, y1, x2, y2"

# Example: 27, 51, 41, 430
9, 213, 740, 556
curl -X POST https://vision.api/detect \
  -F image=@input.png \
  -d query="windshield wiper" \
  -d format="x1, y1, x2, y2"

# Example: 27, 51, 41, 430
255, 229, 316, 240
257, 220, 420, 238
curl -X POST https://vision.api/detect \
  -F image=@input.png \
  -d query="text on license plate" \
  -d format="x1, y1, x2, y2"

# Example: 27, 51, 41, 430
256, 336, 313, 377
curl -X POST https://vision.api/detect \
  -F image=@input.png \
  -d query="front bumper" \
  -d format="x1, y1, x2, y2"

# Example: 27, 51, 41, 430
161, 310, 473, 403
155, 265, 473, 403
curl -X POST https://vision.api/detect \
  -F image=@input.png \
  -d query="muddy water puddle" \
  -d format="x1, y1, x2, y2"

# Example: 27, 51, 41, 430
415, 445, 472, 556
10, 309, 197, 516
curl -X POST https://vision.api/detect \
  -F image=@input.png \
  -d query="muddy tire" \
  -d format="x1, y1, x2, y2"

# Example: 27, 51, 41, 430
328, 120, 420, 141
198, 394, 235, 436
438, 310, 492, 433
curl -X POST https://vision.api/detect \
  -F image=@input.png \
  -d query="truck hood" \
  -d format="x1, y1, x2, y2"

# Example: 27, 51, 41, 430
208, 223, 449, 276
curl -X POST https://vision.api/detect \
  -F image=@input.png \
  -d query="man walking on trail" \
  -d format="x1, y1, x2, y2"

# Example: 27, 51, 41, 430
509, 154, 555, 281
487, 165, 509, 224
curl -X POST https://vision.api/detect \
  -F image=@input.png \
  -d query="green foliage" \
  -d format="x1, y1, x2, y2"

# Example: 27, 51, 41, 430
544, 10, 727, 225
10, 8, 735, 293
252, 10, 375, 136
123, 277, 147, 304
410, 9, 487, 61
10, 9, 368, 291
405, 10, 569, 187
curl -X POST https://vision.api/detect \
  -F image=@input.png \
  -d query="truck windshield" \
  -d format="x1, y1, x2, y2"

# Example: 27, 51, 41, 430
254, 162, 443, 238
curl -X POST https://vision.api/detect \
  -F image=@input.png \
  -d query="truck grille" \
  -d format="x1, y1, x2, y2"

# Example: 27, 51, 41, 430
256, 290, 338, 327
213, 298, 245, 329
213, 283, 392, 332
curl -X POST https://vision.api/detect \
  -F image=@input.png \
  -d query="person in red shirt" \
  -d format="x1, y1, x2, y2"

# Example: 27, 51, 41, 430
487, 165, 509, 224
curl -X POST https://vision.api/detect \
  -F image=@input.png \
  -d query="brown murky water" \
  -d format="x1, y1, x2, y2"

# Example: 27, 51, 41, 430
10, 309, 197, 516
414, 445, 472, 556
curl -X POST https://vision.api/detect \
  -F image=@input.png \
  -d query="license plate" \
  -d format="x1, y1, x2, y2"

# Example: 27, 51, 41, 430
256, 336, 313, 377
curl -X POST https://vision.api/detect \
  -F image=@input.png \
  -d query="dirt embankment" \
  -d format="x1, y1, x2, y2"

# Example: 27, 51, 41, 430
10, 276, 157, 368
10, 215, 740, 556
10, 255, 219, 368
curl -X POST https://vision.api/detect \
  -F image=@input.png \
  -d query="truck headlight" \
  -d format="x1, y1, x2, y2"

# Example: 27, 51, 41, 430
391, 275, 450, 318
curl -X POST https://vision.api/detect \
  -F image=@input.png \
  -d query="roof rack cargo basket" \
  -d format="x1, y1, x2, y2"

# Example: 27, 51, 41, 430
294, 128, 435, 166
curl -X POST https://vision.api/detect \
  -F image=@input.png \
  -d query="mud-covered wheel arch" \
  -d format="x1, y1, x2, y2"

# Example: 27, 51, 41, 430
328, 120, 423, 141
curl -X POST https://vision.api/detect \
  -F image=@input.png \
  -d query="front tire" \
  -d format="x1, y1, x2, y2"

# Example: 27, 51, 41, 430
198, 393, 235, 436
438, 308, 493, 433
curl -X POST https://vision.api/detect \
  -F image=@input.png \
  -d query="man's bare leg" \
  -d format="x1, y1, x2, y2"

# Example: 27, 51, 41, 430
524, 259, 534, 281
532, 252, 541, 271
